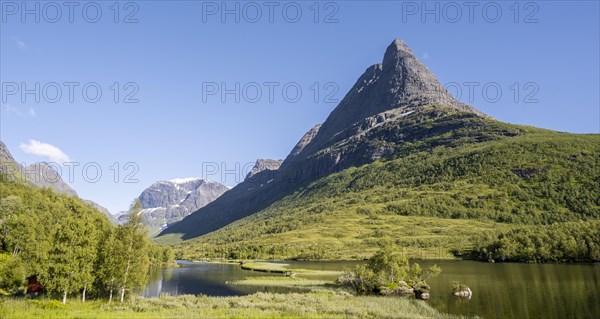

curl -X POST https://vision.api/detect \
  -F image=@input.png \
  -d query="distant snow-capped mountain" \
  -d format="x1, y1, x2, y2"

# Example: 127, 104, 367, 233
118, 177, 230, 234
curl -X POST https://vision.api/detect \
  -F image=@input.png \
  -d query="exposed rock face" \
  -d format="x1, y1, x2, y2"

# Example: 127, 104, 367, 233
24, 162, 78, 197
283, 124, 322, 163
0, 141, 24, 180
304, 40, 479, 153
1, 140, 115, 222
84, 199, 117, 224
160, 38, 487, 240
245, 159, 283, 180
279, 39, 485, 182
1, 142, 78, 197
133, 178, 230, 233
2, 142, 78, 197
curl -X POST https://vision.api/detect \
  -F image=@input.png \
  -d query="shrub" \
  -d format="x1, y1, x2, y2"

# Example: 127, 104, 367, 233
338, 245, 440, 295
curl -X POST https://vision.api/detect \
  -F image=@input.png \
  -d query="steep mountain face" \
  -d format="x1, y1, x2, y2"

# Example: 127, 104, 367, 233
283, 125, 321, 164
2, 142, 77, 196
278, 39, 486, 183
83, 199, 117, 224
24, 162, 78, 197
126, 178, 229, 234
0, 141, 25, 180
159, 38, 495, 241
0, 141, 115, 222
245, 159, 283, 180
287, 39, 481, 162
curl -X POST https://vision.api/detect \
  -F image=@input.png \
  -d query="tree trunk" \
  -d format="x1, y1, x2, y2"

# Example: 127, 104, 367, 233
82, 286, 86, 302
121, 256, 131, 304
62, 291, 67, 304
120, 287, 125, 303
109, 289, 113, 304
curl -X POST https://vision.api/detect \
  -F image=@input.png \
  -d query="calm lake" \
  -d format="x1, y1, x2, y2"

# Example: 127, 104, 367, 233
142, 260, 600, 319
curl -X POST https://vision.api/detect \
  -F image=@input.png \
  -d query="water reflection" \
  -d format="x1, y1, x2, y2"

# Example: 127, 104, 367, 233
420, 260, 600, 319
142, 260, 600, 319
142, 261, 307, 297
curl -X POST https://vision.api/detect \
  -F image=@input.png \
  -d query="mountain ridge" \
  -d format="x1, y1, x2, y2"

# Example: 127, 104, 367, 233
122, 177, 229, 234
159, 38, 495, 240
174, 128, 599, 260
0, 141, 114, 222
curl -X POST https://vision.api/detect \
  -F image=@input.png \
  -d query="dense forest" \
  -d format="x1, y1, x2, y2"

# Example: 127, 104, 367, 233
0, 177, 174, 303
467, 220, 600, 262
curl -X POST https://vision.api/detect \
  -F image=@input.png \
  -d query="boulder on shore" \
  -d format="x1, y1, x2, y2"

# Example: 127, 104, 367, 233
416, 292, 430, 300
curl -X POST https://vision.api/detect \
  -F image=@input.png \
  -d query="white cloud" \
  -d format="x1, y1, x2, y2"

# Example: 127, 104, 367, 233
20, 140, 71, 163
3, 104, 37, 118
4, 104, 23, 116
422, 52, 430, 59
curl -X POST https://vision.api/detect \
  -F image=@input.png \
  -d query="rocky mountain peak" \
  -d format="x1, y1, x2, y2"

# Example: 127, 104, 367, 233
1, 140, 115, 221
0, 141, 23, 180
380, 38, 473, 112
140, 178, 207, 209
130, 177, 230, 233
159, 39, 493, 240
246, 159, 283, 180
284, 124, 322, 163
382, 38, 413, 67
282, 38, 484, 165
24, 162, 78, 197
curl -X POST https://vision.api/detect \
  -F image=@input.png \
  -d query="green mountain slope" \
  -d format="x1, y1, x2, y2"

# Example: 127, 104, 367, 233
158, 39, 491, 241
159, 39, 598, 262
172, 113, 599, 261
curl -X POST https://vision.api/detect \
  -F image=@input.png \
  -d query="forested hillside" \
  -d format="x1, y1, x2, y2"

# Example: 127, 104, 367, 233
173, 116, 599, 262
0, 177, 174, 303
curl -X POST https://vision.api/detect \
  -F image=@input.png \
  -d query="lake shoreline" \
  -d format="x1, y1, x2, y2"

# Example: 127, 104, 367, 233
1, 292, 470, 319
179, 258, 600, 266
148, 259, 599, 319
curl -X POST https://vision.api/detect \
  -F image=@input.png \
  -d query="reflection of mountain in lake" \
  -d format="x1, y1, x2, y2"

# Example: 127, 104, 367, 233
142, 261, 600, 319
142, 262, 304, 297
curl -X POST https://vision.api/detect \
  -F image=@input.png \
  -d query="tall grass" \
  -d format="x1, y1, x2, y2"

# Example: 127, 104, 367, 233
0, 292, 473, 318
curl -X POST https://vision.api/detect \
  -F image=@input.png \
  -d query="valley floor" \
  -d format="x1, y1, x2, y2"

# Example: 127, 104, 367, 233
0, 292, 471, 319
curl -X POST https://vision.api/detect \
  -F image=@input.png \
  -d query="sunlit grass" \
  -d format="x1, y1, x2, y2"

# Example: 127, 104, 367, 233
228, 276, 335, 291
172, 131, 599, 261
240, 262, 343, 276
0, 292, 474, 318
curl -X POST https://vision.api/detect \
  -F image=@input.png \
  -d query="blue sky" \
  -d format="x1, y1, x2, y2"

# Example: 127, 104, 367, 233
1, 1, 599, 214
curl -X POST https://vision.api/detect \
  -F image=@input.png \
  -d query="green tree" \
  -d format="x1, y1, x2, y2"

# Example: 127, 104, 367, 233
0, 253, 25, 294
75, 205, 104, 302
98, 199, 150, 303
46, 216, 82, 303
0, 195, 23, 251
117, 200, 150, 303
163, 247, 175, 265
96, 228, 121, 303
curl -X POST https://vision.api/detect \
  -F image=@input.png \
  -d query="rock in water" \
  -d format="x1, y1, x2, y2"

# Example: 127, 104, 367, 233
454, 287, 473, 298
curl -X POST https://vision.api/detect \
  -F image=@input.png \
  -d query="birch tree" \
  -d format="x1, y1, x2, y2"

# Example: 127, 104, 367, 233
98, 199, 150, 303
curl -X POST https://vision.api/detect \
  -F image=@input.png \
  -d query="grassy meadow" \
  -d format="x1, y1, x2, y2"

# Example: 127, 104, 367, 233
0, 292, 472, 319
